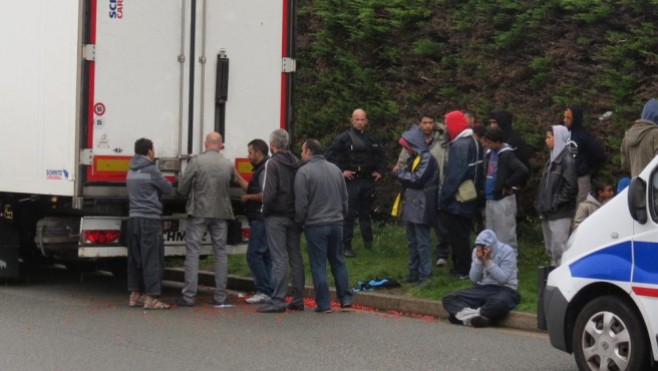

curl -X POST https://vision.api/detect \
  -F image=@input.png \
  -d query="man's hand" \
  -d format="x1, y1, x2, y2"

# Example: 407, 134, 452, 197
343, 170, 356, 180
392, 164, 401, 174
482, 247, 493, 262
372, 171, 382, 181
240, 194, 249, 204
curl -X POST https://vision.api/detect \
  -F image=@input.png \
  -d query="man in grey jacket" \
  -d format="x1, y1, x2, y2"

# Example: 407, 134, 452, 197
177, 132, 235, 306
258, 129, 305, 313
295, 139, 352, 313
126, 138, 174, 310
442, 229, 520, 328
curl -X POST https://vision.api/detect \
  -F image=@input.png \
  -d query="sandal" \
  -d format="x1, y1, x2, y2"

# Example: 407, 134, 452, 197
128, 292, 145, 307
143, 297, 171, 310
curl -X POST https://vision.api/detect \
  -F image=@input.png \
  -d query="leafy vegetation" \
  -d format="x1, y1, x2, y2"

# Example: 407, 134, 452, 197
294, 0, 658, 214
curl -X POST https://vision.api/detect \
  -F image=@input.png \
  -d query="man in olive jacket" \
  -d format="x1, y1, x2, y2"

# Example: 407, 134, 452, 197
178, 132, 235, 307
621, 98, 658, 177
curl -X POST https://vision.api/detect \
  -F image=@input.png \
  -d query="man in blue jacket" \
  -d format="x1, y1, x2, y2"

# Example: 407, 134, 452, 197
442, 229, 520, 327
393, 125, 439, 285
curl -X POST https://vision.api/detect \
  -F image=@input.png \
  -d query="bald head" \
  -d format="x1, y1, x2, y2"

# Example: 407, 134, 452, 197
351, 108, 368, 132
205, 132, 223, 151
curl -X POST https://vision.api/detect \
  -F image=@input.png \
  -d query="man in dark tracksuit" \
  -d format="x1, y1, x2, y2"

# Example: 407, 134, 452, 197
258, 129, 306, 313
126, 138, 173, 310
326, 108, 387, 257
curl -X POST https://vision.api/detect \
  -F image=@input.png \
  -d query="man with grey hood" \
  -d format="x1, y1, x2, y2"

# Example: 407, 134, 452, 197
442, 229, 520, 328
621, 98, 658, 177
126, 138, 173, 310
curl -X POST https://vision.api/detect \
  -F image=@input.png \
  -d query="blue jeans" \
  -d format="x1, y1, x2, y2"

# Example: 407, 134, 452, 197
247, 220, 272, 296
406, 222, 432, 281
305, 224, 352, 310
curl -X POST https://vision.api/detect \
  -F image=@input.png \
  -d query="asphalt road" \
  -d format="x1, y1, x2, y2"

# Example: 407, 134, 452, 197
0, 266, 576, 371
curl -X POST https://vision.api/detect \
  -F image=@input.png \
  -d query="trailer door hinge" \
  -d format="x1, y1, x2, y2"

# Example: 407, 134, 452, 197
282, 57, 296, 73
82, 44, 96, 61
80, 149, 93, 165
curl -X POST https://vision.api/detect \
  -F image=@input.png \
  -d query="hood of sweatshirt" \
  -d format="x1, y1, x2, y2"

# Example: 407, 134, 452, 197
445, 110, 469, 141
401, 125, 428, 154
567, 105, 584, 131
551, 125, 570, 162
272, 150, 300, 170
474, 229, 502, 252
641, 98, 658, 125
490, 109, 513, 134
129, 155, 154, 171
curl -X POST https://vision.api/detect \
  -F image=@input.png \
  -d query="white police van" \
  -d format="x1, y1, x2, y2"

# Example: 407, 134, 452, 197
544, 157, 658, 370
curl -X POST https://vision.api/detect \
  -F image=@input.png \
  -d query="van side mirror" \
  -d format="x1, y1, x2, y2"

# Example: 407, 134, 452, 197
628, 177, 647, 224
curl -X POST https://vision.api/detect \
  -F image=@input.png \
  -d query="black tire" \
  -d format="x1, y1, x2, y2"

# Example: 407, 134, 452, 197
572, 296, 650, 371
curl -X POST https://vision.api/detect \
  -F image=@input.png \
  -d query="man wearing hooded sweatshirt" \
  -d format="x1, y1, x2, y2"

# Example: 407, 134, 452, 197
258, 129, 306, 313
393, 125, 439, 284
126, 138, 173, 310
488, 109, 530, 170
536, 125, 578, 266
563, 105, 606, 204
442, 229, 520, 328
393, 114, 451, 267
482, 127, 529, 252
621, 98, 658, 177
439, 110, 484, 279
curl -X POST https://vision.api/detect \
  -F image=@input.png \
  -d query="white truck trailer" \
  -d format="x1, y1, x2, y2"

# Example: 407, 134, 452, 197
0, 0, 296, 277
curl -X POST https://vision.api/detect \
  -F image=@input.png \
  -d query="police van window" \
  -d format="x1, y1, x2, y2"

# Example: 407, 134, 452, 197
650, 169, 658, 222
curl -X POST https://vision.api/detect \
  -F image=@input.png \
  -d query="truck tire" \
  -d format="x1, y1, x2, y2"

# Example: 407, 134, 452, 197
572, 296, 649, 371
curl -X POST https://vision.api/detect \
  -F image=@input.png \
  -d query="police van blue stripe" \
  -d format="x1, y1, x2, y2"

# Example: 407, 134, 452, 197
569, 241, 632, 282
633, 241, 658, 285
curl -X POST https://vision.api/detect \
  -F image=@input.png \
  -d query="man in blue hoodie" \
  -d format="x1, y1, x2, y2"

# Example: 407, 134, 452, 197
621, 98, 658, 177
393, 125, 439, 285
442, 229, 520, 328
126, 138, 173, 310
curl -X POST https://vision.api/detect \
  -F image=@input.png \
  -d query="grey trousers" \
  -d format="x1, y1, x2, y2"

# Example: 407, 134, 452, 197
577, 175, 590, 205
541, 218, 572, 266
265, 215, 305, 308
182, 216, 228, 304
485, 196, 518, 252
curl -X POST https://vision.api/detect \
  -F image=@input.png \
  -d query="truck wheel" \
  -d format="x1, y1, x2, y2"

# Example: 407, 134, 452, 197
572, 296, 649, 371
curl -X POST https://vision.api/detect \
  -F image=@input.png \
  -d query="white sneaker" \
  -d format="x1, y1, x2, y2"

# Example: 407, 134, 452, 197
245, 293, 270, 304
436, 258, 447, 267
455, 307, 480, 322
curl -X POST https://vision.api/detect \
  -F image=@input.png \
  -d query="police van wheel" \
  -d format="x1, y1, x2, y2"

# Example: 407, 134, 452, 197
572, 296, 649, 371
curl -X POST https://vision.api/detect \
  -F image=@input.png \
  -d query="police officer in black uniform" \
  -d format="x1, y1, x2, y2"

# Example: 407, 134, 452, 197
326, 108, 387, 257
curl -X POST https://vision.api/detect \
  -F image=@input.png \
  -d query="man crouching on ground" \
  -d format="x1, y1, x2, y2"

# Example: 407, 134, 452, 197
442, 229, 520, 327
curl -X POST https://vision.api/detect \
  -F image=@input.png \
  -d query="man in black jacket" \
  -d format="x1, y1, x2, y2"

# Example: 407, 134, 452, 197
258, 129, 305, 313
482, 127, 529, 252
326, 108, 387, 257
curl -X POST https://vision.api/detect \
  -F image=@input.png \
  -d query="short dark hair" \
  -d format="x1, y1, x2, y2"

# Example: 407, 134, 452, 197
418, 113, 435, 122
248, 139, 269, 156
473, 124, 487, 138
304, 138, 324, 155
592, 180, 613, 195
483, 127, 507, 143
134, 138, 153, 156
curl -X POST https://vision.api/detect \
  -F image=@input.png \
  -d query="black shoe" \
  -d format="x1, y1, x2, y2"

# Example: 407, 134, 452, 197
448, 315, 461, 325
210, 299, 226, 306
343, 249, 356, 258
176, 296, 195, 307
405, 275, 419, 284
340, 302, 352, 309
314, 307, 332, 313
287, 302, 304, 311
413, 278, 431, 287
469, 316, 491, 328
257, 304, 286, 313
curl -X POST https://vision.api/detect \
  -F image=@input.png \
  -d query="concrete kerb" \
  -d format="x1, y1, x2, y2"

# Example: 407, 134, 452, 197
163, 268, 541, 333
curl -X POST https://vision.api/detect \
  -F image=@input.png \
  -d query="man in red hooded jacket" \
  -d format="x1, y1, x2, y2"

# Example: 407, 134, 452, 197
439, 111, 484, 279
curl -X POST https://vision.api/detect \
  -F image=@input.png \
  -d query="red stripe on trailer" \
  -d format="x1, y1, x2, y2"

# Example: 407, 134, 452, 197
87, 0, 98, 181
280, 0, 289, 129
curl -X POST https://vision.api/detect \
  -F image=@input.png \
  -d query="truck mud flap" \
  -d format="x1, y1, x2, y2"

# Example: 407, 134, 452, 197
0, 221, 20, 278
